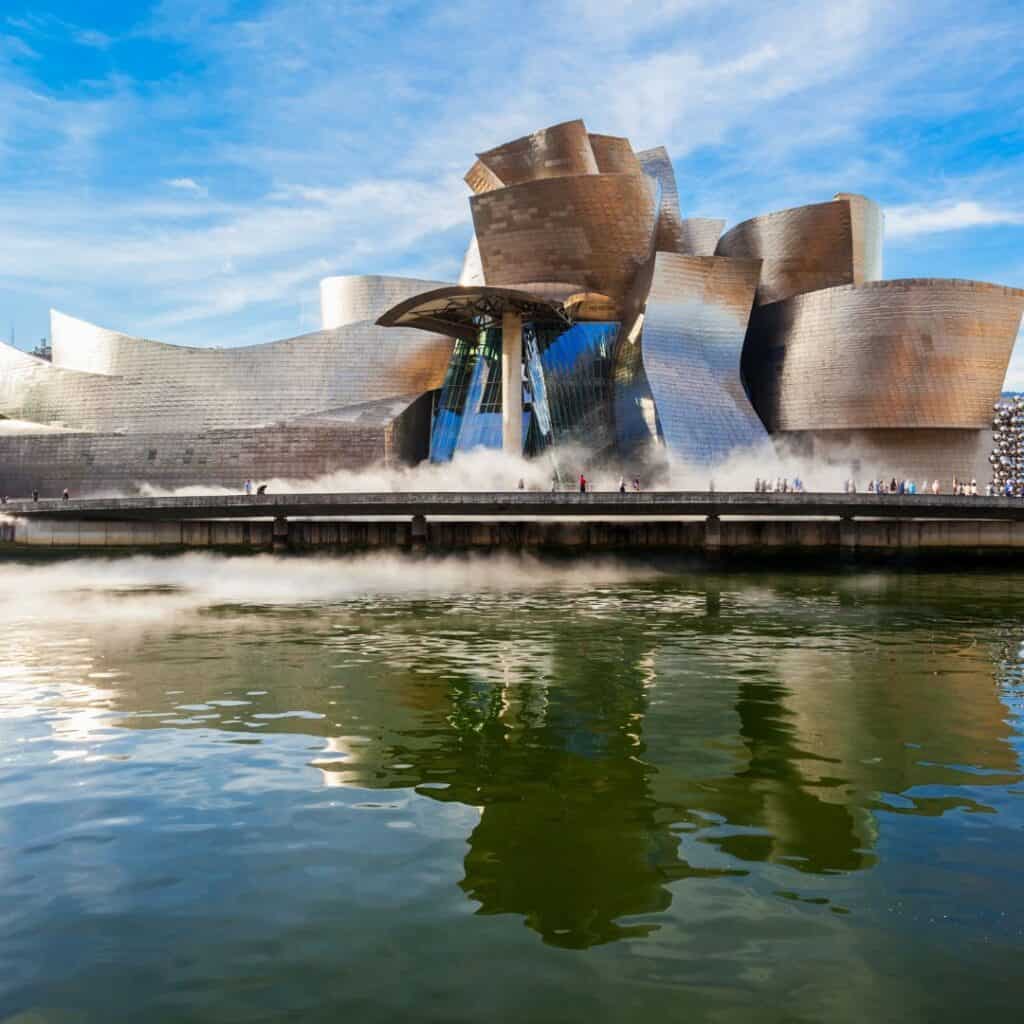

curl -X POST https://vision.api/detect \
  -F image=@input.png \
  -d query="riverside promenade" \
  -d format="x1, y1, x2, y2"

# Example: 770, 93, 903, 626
5, 490, 1024, 521
5, 491, 1024, 558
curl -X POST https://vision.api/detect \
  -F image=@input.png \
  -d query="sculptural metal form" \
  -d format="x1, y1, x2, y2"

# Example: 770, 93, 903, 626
2, 118, 1023, 494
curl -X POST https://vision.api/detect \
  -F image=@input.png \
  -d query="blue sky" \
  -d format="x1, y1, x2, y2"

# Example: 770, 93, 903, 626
1, 0, 1022, 379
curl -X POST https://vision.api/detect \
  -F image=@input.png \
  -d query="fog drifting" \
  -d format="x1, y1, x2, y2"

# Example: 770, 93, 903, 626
0, 551, 667, 626
109, 438, 854, 499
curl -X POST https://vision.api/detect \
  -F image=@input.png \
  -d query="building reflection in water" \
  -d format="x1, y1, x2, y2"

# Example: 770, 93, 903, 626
10, 573, 1021, 949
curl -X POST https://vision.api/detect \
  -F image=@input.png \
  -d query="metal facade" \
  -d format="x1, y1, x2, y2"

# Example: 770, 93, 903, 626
641, 253, 768, 463
4, 116, 1023, 493
717, 197, 858, 305
470, 173, 657, 303
319, 275, 451, 330
474, 119, 598, 186
742, 279, 1024, 431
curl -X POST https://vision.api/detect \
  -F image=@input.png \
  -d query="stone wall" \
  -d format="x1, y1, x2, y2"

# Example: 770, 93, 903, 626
0, 393, 432, 497
9, 515, 1024, 559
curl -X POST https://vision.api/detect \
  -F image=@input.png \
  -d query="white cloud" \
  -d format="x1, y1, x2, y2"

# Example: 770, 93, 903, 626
886, 200, 1024, 239
164, 177, 208, 196
2, 0, 1023, 350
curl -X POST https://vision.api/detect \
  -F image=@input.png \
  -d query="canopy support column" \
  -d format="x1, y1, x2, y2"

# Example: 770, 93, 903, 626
502, 310, 523, 456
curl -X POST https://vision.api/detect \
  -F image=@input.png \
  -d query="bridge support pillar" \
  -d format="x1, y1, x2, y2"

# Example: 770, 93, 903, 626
272, 516, 289, 553
410, 514, 428, 554
704, 514, 721, 558
840, 516, 856, 560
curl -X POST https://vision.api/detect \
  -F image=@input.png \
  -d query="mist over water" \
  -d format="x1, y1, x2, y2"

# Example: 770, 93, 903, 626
1, 554, 1023, 1022
0, 551, 664, 624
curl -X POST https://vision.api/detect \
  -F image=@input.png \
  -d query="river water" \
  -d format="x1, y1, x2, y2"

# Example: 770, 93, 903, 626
0, 553, 1022, 1023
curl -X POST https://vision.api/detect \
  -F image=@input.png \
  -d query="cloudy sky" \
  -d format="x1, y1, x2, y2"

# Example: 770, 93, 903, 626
1, 0, 1022, 379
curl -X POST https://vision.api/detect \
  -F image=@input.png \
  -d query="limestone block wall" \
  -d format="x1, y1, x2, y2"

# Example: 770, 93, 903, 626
0, 393, 432, 497
775, 428, 994, 485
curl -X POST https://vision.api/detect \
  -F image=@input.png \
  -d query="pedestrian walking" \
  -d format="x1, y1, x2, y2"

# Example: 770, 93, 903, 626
579, 473, 587, 494
618, 477, 626, 494
62, 488, 69, 501
243, 479, 252, 496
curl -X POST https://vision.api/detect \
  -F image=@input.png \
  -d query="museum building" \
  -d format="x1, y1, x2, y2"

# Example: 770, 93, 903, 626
1, 118, 1023, 494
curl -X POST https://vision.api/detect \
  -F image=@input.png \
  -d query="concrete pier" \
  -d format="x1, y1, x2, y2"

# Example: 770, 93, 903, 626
5, 500, 1024, 560
6, 492, 1024, 559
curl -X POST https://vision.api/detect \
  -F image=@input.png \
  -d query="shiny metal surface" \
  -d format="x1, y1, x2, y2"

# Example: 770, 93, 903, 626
742, 278, 1024, 431
463, 159, 503, 195
716, 197, 857, 305
612, 313, 660, 457
837, 193, 884, 284
678, 218, 726, 256
475, 119, 598, 187
588, 133, 642, 175
4, 312, 453, 434
318, 275, 451, 331
641, 253, 768, 462
636, 145, 685, 253
471, 173, 657, 302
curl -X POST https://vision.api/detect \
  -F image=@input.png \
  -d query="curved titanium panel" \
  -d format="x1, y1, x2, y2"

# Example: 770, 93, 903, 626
641, 253, 768, 462
0, 341, 121, 430
476, 119, 598, 187
678, 218, 725, 257
470, 173, 657, 301
837, 192, 884, 284
464, 159, 504, 195
588, 134, 641, 175
19, 312, 454, 433
636, 145, 684, 253
741, 279, 1024, 431
318, 275, 451, 331
716, 198, 855, 305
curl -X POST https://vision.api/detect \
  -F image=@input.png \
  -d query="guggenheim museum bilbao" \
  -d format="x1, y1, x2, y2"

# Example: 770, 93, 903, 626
2, 118, 1024, 494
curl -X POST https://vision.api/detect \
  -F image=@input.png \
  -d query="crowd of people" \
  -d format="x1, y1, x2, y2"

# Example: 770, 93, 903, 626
753, 477, 805, 493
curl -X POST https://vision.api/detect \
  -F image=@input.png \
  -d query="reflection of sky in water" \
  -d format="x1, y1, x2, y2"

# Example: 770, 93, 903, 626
0, 556, 1023, 1021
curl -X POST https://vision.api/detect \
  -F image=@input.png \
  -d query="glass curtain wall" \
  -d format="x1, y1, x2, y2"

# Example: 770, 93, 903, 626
430, 320, 619, 461
525, 322, 619, 455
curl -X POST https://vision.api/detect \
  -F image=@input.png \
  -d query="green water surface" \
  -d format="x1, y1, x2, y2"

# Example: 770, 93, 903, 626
0, 555, 1022, 1022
